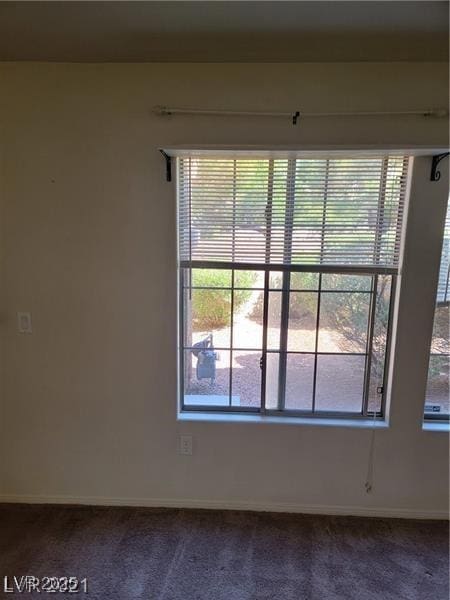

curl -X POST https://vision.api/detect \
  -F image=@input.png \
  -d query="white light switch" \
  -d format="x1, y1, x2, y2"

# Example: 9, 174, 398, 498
17, 312, 32, 334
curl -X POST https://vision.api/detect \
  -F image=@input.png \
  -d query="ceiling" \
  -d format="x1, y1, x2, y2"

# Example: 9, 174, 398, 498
0, 1, 448, 62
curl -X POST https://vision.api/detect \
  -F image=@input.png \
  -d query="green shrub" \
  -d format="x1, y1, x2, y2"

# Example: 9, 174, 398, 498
191, 269, 257, 330
250, 273, 390, 364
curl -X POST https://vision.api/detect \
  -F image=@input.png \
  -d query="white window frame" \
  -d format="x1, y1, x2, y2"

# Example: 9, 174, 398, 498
179, 266, 396, 420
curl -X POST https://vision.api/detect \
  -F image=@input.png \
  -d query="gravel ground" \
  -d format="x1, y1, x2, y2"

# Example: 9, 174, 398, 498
186, 291, 449, 415
186, 350, 376, 412
186, 296, 379, 412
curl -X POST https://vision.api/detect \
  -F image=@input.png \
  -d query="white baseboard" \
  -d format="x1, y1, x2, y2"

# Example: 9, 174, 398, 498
0, 494, 447, 520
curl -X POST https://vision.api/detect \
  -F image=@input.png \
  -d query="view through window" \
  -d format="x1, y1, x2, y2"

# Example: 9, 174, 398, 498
424, 200, 449, 420
178, 155, 409, 417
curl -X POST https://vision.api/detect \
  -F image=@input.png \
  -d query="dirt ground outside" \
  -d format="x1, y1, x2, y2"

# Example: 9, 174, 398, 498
186, 289, 381, 413
185, 286, 449, 415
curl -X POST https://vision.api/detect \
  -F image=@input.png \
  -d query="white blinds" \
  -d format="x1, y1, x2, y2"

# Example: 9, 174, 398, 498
437, 201, 450, 304
178, 154, 409, 272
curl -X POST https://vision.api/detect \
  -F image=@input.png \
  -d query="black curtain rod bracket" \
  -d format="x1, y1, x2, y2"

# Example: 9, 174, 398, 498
430, 152, 449, 182
160, 149, 172, 182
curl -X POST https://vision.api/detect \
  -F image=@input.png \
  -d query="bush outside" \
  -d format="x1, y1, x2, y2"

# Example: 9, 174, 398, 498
250, 272, 390, 374
192, 269, 257, 330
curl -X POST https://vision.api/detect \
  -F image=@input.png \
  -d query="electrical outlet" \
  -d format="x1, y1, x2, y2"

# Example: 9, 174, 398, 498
17, 312, 32, 334
179, 435, 193, 455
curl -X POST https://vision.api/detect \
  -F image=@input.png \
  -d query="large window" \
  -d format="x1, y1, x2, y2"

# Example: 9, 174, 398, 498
424, 200, 449, 420
177, 154, 409, 418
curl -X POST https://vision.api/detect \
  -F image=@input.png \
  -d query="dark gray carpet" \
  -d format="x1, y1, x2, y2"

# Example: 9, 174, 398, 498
0, 504, 448, 600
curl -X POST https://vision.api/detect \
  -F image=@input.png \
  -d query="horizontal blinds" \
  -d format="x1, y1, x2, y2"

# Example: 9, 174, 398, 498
178, 154, 409, 271
437, 201, 450, 304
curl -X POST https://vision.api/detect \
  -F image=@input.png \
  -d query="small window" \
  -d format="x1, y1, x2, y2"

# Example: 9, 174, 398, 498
424, 200, 449, 421
177, 154, 409, 419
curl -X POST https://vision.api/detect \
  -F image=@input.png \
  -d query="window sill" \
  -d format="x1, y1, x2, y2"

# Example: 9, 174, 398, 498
178, 411, 389, 429
422, 421, 450, 433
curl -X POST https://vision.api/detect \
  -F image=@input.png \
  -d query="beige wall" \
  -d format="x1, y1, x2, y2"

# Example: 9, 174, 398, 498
0, 62, 448, 516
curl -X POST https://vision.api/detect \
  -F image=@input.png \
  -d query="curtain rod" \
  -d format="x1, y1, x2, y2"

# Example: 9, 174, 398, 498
154, 105, 448, 125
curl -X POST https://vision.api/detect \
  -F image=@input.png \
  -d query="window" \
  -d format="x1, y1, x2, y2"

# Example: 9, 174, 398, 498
424, 200, 449, 421
177, 154, 409, 418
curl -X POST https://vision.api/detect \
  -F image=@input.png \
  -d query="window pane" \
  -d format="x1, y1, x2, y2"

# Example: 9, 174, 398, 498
290, 272, 320, 290
285, 354, 314, 410
265, 352, 280, 409
269, 271, 283, 289
183, 349, 231, 407
267, 291, 282, 350
231, 351, 261, 408
318, 291, 370, 353
430, 303, 450, 355
191, 268, 232, 288
233, 287, 263, 349
315, 355, 365, 412
321, 273, 372, 291
269, 271, 320, 290
287, 292, 318, 352
425, 355, 449, 415
188, 288, 231, 347
234, 270, 263, 289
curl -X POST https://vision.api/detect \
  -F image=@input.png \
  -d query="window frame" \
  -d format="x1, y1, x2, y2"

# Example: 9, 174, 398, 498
176, 152, 407, 422
179, 264, 396, 420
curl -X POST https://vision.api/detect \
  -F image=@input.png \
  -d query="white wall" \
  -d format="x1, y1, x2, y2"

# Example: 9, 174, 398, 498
0, 62, 448, 517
